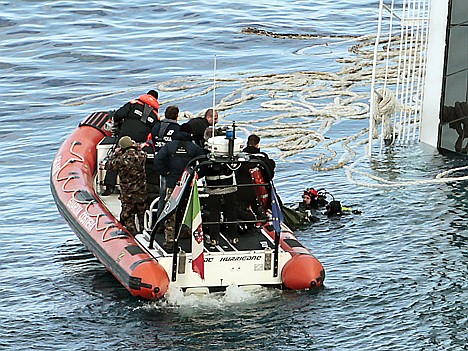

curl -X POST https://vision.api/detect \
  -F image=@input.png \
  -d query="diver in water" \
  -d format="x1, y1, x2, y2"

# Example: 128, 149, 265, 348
297, 187, 361, 220
298, 188, 328, 211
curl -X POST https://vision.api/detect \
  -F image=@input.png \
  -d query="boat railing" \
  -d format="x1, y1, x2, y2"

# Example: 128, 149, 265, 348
144, 195, 161, 231
144, 181, 272, 235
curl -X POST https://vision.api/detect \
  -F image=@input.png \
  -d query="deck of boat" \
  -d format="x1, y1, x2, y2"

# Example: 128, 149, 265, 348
150, 223, 275, 254
97, 190, 275, 255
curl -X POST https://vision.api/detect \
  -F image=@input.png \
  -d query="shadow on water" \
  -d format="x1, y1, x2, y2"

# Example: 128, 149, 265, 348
55, 239, 132, 301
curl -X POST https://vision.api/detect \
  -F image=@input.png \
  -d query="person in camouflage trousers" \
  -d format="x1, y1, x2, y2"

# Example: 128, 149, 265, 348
105, 136, 147, 235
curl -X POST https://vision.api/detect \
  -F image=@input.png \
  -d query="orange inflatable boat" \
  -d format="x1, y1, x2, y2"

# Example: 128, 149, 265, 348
50, 112, 325, 299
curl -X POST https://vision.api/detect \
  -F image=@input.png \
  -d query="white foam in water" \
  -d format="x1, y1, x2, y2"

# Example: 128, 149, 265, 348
147, 284, 279, 312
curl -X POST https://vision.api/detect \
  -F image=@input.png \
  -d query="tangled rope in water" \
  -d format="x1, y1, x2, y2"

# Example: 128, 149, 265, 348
156, 69, 373, 166
62, 26, 468, 188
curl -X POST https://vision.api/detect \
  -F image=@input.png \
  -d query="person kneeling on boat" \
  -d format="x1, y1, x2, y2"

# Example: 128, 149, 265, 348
154, 123, 205, 249
104, 136, 147, 235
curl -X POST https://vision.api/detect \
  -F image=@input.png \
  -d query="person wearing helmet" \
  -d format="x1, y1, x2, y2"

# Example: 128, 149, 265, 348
298, 188, 328, 211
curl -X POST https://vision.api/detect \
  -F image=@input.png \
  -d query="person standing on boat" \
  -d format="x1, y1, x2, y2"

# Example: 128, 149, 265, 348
105, 136, 147, 235
113, 89, 160, 142
151, 105, 180, 213
187, 108, 218, 147
102, 90, 160, 196
151, 105, 180, 152
236, 134, 275, 221
154, 123, 205, 249
150, 105, 181, 216
202, 161, 239, 246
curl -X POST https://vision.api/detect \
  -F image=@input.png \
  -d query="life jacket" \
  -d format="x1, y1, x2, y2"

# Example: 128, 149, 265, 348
250, 166, 269, 209
153, 120, 179, 152
129, 94, 160, 125
134, 94, 160, 110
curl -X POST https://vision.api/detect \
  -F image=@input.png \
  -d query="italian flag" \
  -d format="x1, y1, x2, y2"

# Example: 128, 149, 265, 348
182, 179, 205, 280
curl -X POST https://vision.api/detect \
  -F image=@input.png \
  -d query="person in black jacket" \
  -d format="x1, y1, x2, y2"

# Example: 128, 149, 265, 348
236, 134, 276, 221
242, 134, 276, 178
114, 90, 160, 142
154, 123, 205, 248
151, 105, 180, 153
102, 90, 160, 196
150, 105, 180, 212
187, 108, 218, 147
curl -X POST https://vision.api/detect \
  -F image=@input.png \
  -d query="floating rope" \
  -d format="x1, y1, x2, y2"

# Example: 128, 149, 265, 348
372, 87, 398, 140
61, 16, 468, 187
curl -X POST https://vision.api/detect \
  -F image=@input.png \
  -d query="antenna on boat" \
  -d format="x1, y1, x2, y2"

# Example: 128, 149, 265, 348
211, 55, 217, 140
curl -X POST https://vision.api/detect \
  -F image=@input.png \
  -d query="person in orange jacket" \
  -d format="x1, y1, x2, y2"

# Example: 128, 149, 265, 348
103, 90, 160, 196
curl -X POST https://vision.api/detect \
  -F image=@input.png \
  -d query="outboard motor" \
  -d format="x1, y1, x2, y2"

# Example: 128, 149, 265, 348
206, 122, 244, 158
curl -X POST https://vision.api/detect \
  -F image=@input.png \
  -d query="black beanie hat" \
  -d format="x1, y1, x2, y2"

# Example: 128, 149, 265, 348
147, 90, 158, 99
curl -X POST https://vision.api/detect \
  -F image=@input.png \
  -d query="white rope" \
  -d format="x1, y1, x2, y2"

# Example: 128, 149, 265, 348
406, 0, 418, 142
372, 87, 398, 140
379, 0, 396, 152
62, 8, 468, 188
345, 163, 468, 188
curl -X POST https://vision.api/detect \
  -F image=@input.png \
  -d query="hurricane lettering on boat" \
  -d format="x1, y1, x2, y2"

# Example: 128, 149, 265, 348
78, 211, 95, 232
219, 256, 262, 262
66, 198, 82, 217
188, 257, 214, 263
52, 155, 62, 176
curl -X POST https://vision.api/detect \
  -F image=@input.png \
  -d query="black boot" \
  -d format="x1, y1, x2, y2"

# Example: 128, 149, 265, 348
102, 186, 115, 196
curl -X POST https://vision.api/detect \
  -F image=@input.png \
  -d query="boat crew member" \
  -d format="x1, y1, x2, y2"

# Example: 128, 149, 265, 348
236, 134, 275, 221
187, 108, 218, 147
242, 134, 276, 177
150, 105, 181, 213
202, 161, 239, 246
151, 105, 180, 153
114, 89, 160, 142
154, 123, 205, 249
103, 90, 160, 196
104, 136, 147, 236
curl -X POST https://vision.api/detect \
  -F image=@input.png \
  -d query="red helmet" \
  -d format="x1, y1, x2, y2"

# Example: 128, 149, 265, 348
308, 188, 318, 197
